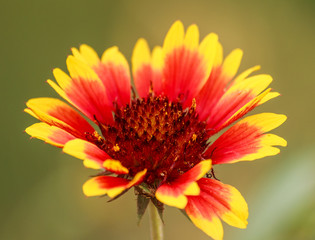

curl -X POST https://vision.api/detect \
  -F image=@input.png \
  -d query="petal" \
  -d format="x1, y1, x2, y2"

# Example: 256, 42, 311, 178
46, 79, 69, 101
132, 39, 164, 97
72, 44, 132, 106
63, 139, 110, 169
206, 87, 272, 134
233, 65, 261, 84
100, 45, 129, 72
151, 46, 164, 94
195, 65, 224, 121
50, 57, 113, 125
83, 169, 147, 198
259, 91, 280, 105
196, 60, 261, 125
221, 48, 243, 80
75, 44, 100, 67
196, 48, 242, 122
52, 68, 72, 89
238, 112, 287, 132
184, 24, 199, 49
103, 159, 129, 174
24, 108, 39, 119
155, 160, 211, 209
177, 159, 212, 182
213, 42, 223, 68
226, 74, 273, 96
185, 197, 223, 240
93, 46, 131, 106
163, 20, 185, 54
26, 98, 95, 138
155, 185, 189, 209
162, 21, 218, 105
65, 56, 114, 124
128, 169, 147, 187
197, 64, 267, 128
163, 46, 204, 102
205, 73, 273, 132
25, 122, 75, 147
206, 113, 287, 164
185, 178, 249, 239
199, 178, 248, 228
197, 33, 219, 89
163, 37, 218, 104
215, 88, 271, 132
132, 38, 153, 98
83, 176, 130, 197
71, 47, 87, 64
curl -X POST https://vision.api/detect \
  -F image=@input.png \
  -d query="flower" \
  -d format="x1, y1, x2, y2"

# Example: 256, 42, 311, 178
25, 20, 287, 240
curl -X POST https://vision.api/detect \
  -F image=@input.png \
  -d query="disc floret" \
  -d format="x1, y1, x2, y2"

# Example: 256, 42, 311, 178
89, 96, 209, 187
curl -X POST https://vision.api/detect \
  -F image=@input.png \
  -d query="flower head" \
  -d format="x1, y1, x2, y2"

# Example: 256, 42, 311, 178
25, 21, 287, 240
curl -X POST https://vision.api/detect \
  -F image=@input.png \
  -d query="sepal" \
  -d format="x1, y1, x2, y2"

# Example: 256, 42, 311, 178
136, 194, 150, 224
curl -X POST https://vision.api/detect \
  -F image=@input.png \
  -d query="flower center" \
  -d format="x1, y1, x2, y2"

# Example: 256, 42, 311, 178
93, 96, 209, 186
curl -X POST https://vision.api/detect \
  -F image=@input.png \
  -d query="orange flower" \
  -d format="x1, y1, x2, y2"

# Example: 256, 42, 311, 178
25, 21, 286, 240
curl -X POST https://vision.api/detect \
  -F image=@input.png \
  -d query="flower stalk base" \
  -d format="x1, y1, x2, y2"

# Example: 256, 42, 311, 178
149, 202, 164, 240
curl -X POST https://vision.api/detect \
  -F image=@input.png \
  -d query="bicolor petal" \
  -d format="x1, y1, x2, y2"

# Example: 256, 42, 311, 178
132, 39, 164, 97
63, 139, 111, 169
103, 159, 129, 175
155, 160, 211, 209
215, 88, 272, 132
48, 58, 114, 125
162, 20, 218, 106
26, 98, 95, 138
132, 38, 152, 98
83, 169, 147, 198
163, 20, 185, 54
25, 122, 75, 147
206, 86, 273, 134
227, 74, 273, 96
83, 176, 130, 198
94, 46, 131, 106
206, 113, 287, 164
72, 44, 131, 107
185, 197, 223, 240
198, 32, 219, 88
151, 46, 164, 94
71, 44, 100, 67
185, 178, 248, 240
196, 48, 243, 122
199, 68, 273, 133
155, 183, 193, 209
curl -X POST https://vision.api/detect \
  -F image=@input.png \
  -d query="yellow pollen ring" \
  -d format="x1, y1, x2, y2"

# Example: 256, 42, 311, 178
191, 98, 197, 110
93, 131, 103, 141
113, 144, 120, 152
192, 134, 197, 141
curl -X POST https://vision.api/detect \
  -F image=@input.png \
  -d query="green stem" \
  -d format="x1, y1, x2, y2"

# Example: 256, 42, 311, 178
149, 202, 164, 240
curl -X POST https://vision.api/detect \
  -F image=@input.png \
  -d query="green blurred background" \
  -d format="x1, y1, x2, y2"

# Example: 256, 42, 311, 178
1, 0, 315, 239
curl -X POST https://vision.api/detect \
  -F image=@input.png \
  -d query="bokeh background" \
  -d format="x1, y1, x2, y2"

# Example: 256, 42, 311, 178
1, 0, 315, 239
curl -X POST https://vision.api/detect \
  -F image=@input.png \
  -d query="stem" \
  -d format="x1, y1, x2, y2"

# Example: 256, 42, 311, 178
149, 202, 164, 240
